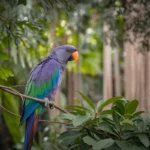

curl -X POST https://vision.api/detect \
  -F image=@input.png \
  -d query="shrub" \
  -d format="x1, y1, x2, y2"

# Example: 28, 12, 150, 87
58, 93, 150, 150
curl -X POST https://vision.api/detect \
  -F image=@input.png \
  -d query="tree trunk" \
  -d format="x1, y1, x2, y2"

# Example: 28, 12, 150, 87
145, 52, 150, 110
124, 41, 137, 100
113, 48, 121, 96
66, 32, 82, 106
124, 1, 150, 111
66, 71, 82, 105
66, 71, 74, 106
103, 24, 113, 100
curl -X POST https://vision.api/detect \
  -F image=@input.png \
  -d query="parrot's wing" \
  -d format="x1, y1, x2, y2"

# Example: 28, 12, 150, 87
20, 60, 61, 125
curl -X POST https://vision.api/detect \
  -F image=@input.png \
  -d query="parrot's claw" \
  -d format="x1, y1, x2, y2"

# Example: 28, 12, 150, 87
44, 98, 49, 107
49, 101, 55, 109
44, 98, 55, 109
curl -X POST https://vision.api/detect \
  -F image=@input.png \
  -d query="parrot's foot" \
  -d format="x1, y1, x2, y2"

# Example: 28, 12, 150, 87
44, 98, 49, 107
44, 98, 55, 109
49, 101, 55, 109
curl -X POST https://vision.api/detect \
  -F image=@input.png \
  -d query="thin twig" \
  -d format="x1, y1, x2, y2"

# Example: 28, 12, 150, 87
39, 119, 69, 125
0, 104, 69, 125
10, 85, 26, 88
1, 85, 24, 101
0, 85, 68, 113
0, 104, 20, 118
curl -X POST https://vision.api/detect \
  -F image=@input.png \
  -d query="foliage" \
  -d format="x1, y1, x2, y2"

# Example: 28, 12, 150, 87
0, 92, 23, 143
0, 0, 103, 148
0, 0, 150, 149
58, 93, 150, 150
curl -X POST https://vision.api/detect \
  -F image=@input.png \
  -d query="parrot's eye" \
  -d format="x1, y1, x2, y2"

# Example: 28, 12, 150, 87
66, 48, 72, 53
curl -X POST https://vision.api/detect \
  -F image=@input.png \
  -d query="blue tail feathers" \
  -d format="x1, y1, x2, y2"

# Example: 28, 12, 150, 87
24, 112, 38, 150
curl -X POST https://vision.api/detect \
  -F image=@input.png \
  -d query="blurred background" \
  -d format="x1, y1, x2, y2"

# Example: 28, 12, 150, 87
0, 0, 150, 149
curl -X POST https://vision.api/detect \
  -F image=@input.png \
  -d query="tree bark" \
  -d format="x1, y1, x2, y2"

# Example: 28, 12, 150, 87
66, 71, 74, 106
66, 32, 82, 106
124, 1, 150, 111
103, 24, 113, 100
113, 48, 121, 96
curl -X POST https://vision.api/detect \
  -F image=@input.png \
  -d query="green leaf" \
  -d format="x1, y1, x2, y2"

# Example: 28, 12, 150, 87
105, 144, 120, 150
72, 115, 90, 127
102, 117, 114, 126
1, 93, 23, 143
67, 105, 91, 113
93, 138, 114, 150
0, 51, 8, 60
59, 131, 81, 146
115, 100, 125, 116
83, 136, 96, 146
121, 119, 137, 128
116, 141, 131, 150
100, 109, 112, 115
147, 111, 150, 119
97, 100, 104, 110
125, 100, 138, 114
78, 92, 95, 111
131, 111, 144, 119
112, 106, 121, 130
98, 96, 123, 112
130, 145, 147, 150
99, 122, 118, 136
138, 134, 150, 147
0, 67, 13, 80
116, 141, 147, 150
59, 113, 76, 121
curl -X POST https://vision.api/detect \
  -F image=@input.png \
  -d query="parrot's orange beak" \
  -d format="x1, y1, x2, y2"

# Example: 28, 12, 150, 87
72, 51, 79, 62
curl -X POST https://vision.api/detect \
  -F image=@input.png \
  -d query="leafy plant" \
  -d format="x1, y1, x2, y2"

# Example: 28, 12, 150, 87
0, 51, 13, 81
58, 93, 150, 150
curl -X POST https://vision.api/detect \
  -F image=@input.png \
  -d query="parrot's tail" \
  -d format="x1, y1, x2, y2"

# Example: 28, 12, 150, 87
24, 111, 38, 150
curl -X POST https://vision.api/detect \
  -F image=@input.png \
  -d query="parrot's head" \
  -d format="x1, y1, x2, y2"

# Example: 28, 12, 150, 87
52, 45, 79, 63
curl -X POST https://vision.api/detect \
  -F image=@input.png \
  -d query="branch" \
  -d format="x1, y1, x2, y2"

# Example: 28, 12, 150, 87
0, 85, 68, 113
0, 104, 20, 118
0, 104, 69, 125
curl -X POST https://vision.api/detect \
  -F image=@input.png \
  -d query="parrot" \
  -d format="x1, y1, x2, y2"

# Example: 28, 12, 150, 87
20, 45, 79, 150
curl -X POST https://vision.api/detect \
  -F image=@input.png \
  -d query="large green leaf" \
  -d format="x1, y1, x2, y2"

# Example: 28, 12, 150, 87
138, 134, 150, 147
116, 141, 147, 150
116, 141, 131, 150
72, 115, 90, 127
98, 96, 123, 112
1, 92, 23, 143
99, 122, 118, 137
115, 100, 125, 116
121, 119, 137, 128
59, 113, 76, 121
59, 131, 81, 146
125, 100, 138, 114
130, 145, 147, 150
83, 136, 96, 146
112, 106, 121, 130
78, 92, 95, 111
105, 144, 120, 150
93, 138, 114, 150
